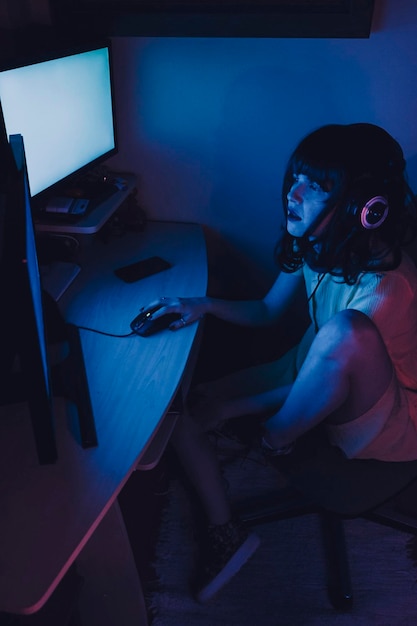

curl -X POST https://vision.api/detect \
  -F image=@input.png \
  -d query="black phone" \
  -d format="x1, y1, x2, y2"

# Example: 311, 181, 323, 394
114, 256, 172, 283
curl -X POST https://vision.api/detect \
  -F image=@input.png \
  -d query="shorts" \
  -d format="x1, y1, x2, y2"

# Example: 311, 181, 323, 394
327, 369, 417, 461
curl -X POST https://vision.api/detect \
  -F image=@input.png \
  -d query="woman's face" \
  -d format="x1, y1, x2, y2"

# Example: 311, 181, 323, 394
286, 173, 334, 238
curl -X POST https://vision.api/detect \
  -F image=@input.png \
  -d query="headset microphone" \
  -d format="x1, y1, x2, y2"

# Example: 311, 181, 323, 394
360, 196, 389, 230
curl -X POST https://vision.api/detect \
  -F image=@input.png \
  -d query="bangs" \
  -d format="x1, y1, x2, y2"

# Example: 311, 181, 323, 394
283, 124, 349, 198
290, 155, 344, 192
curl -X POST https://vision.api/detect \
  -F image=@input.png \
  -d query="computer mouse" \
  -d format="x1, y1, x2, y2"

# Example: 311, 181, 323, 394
130, 305, 182, 337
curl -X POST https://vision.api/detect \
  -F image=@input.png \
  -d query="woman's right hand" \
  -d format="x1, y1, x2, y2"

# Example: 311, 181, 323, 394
139, 296, 207, 331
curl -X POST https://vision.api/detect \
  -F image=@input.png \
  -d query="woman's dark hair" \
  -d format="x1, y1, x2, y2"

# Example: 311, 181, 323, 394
275, 123, 417, 283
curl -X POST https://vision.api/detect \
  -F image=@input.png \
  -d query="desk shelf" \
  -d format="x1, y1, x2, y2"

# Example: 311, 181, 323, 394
34, 174, 137, 235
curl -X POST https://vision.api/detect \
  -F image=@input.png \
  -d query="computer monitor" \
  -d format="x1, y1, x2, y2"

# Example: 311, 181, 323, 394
0, 129, 57, 462
0, 130, 97, 464
0, 42, 117, 201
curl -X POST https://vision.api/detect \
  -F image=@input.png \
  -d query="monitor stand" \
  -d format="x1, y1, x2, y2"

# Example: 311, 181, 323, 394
43, 291, 98, 450
0, 293, 98, 463
51, 322, 98, 449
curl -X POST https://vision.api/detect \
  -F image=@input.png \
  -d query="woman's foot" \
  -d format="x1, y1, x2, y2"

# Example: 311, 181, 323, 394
193, 517, 260, 603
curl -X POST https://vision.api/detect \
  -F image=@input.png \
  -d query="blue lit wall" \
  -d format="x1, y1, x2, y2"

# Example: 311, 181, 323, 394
108, 0, 417, 291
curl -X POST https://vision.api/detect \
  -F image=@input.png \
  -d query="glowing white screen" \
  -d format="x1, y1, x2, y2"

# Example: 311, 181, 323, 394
0, 47, 115, 197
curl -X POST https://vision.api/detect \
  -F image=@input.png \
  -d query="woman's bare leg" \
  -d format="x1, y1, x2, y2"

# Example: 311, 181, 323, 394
264, 309, 393, 448
170, 410, 232, 525
170, 309, 393, 522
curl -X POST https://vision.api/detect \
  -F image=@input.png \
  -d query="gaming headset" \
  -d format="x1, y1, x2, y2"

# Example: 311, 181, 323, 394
345, 122, 405, 232
359, 195, 389, 230
301, 188, 390, 242
345, 169, 391, 232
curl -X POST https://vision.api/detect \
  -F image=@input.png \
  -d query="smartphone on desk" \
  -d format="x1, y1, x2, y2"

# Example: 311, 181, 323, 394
114, 256, 172, 283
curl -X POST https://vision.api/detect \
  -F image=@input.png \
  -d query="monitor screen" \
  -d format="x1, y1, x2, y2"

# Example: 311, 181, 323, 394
9, 134, 50, 394
0, 44, 117, 198
0, 132, 57, 463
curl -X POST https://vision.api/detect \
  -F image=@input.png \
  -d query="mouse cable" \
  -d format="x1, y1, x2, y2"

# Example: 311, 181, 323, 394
75, 324, 135, 338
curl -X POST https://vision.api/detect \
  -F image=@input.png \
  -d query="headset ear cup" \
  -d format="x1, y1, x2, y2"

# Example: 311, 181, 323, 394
360, 196, 389, 229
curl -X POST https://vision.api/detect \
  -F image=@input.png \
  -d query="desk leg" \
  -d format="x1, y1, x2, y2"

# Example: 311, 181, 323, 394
76, 501, 148, 626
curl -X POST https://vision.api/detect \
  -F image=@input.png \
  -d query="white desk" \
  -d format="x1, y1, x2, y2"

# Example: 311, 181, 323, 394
0, 222, 207, 618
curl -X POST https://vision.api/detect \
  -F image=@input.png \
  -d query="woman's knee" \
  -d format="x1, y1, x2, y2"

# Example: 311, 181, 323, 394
313, 309, 385, 364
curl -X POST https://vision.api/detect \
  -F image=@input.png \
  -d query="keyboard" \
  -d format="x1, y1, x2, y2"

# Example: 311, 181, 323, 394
38, 183, 118, 223
45, 197, 90, 216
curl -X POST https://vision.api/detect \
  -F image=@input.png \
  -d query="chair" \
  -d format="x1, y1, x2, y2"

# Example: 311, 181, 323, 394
235, 427, 417, 610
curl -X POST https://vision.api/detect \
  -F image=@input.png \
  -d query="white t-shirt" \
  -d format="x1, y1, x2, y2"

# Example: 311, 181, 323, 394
300, 252, 417, 460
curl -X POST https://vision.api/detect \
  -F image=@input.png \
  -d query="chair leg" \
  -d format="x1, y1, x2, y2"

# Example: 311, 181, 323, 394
319, 511, 353, 610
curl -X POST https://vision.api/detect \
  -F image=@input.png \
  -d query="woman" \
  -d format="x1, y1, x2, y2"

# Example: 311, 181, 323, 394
143, 123, 417, 602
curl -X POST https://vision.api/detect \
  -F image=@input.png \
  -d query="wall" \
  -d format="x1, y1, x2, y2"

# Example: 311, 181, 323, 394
0, 0, 51, 27
107, 0, 417, 293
